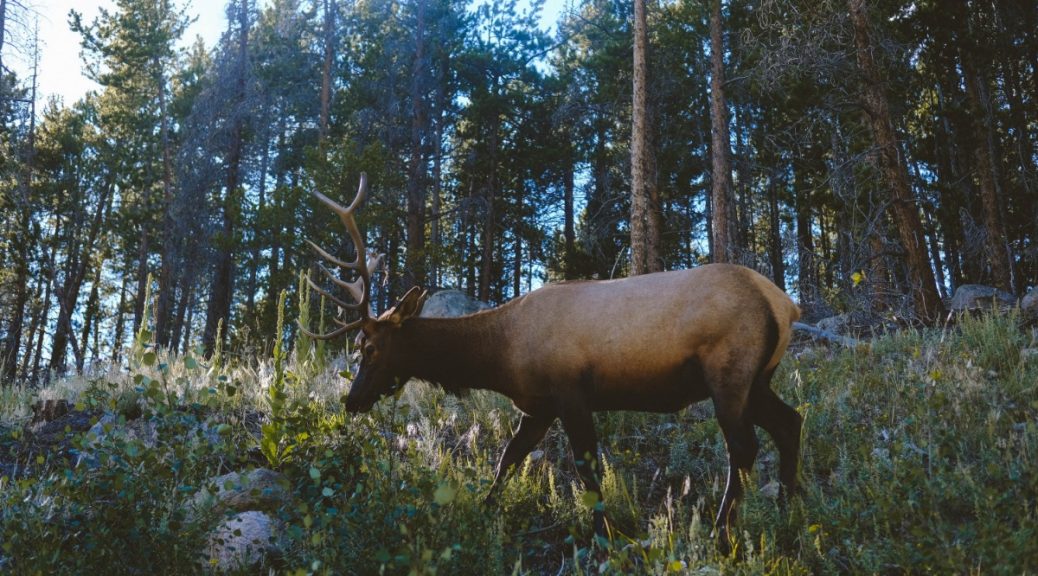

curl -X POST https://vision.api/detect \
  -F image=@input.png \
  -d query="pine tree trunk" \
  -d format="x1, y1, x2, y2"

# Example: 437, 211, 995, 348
78, 257, 104, 373
794, 171, 817, 308
429, 56, 447, 288
848, 0, 944, 322
112, 275, 128, 362
479, 172, 496, 302
961, 54, 1014, 291
630, 0, 661, 274
2, 205, 29, 382
513, 181, 523, 298
155, 60, 176, 348
132, 231, 150, 338
3, 51, 37, 382
405, 0, 428, 288
203, 0, 249, 356
767, 171, 785, 291
709, 0, 737, 264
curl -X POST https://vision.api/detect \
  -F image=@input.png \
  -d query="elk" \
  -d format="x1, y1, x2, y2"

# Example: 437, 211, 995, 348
302, 175, 802, 553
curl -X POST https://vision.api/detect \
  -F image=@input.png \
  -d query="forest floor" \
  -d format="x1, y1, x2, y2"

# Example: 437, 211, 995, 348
0, 311, 1036, 574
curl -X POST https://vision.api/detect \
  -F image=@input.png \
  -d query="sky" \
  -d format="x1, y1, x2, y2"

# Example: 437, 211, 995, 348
11, 0, 567, 105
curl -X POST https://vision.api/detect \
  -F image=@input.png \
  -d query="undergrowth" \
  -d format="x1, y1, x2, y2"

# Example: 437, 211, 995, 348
0, 310, 1035, 574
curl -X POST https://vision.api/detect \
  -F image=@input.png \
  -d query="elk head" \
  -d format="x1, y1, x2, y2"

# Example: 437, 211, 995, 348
299, 174, 427, 412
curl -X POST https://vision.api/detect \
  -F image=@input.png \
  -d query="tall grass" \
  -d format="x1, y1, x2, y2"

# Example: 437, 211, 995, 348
0, 312, 1035, 574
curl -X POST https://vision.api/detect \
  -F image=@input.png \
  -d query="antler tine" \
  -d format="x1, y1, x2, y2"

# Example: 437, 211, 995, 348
311, 174, 369, 271
302, 173, 375, 340
306, 240, 354, 271
316, 264, 367, 309
305, 275, 360, 312
296, 319, 362, 341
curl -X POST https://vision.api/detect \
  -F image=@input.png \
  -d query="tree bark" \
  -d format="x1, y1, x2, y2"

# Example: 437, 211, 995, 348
155, 59, 177, 348
112, 275, 128, 362
203, 0, 249, 356
767, 171, 785, 291
49, 173, 113, 374
405, 0, 428, 288
630, 0, 661, 275
2, 44, 36, 382
513, 182, 523, 298
132, 231, 150, 338
429, 50, 447, 288
794, 168, 817, 308
78, 255, 105, 373
708, 0, 737, 264
961, 53, 1014, 291
848, 0, 944, 322
478, 158, 497, 302
563, 161, 576, 279
170, 256, 196, 353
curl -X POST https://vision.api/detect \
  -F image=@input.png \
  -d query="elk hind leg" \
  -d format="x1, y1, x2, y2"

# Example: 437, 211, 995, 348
713, 398, 759, 555
749, 371, 802, 496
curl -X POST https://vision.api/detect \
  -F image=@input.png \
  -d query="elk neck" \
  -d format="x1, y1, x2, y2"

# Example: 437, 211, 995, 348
397, 310, 512, 396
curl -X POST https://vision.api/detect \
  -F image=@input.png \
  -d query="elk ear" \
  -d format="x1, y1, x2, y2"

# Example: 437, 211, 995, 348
386, 286, 428, 325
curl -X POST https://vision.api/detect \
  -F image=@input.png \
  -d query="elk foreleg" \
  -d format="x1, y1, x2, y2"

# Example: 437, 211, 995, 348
485, 413, 553, 506
561, 406, 607, 539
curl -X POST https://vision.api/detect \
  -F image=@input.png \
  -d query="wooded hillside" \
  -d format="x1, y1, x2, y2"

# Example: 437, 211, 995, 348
2, 0, 1036, 380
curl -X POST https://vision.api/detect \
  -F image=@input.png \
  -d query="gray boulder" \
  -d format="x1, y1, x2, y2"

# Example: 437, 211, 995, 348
1021, 289, 1038, 324
206, 510, 281, 572
949, 284, 1016, 312
191, 468, 290, 517
816, 313, 852, 335
76, 413, 160, 468
420, 289, 491, 318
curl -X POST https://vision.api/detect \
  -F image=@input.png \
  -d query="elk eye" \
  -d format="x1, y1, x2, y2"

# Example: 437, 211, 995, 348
364, 344, 376, 358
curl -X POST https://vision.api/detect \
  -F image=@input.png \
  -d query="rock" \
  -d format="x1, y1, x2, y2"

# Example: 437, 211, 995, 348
192, 468, 290, 517
760, 481, 781, 499
1021, 289, 1038, 324
795, 346, 825, 363
949, 284, 1016, 312
420, 289, 491, 319
85, 413, 119, 439
74, 413, 161, 468
816, 313, 852, 335
206, 511, 281, 572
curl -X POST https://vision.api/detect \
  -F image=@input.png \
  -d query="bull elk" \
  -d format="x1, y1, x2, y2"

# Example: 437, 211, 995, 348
302, 174, 803, 553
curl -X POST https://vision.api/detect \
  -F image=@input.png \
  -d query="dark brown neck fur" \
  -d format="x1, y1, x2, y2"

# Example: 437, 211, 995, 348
398, 310, 511, 395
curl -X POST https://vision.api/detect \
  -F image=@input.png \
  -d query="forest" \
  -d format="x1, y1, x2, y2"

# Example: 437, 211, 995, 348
1, 0, 1037, 573
0, 0, 1033, 380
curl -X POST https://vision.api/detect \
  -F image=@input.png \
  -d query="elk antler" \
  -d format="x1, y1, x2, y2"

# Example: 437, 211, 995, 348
300, 173, 383, 340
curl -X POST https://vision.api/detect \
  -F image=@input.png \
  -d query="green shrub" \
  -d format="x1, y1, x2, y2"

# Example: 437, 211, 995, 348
1, 312, 1036, 574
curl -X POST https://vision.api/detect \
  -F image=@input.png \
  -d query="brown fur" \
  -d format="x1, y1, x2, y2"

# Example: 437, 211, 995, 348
347, 263, 802, 553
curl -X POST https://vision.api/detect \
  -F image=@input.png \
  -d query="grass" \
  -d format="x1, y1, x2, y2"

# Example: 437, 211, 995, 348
0, 311, 1036, 574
